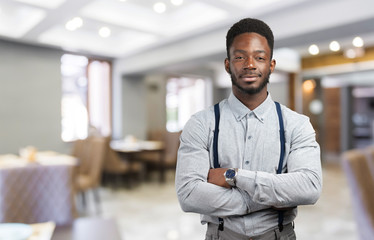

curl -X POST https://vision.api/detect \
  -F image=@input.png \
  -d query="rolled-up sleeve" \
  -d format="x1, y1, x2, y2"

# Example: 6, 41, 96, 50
175, 113, 249, 217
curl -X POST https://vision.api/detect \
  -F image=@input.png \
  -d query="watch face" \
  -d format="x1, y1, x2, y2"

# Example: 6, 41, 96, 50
225, 169, 236, 178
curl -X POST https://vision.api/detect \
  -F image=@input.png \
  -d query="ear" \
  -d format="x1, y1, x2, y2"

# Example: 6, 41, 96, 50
270, 59, 276, 73
224, 58, 231, 74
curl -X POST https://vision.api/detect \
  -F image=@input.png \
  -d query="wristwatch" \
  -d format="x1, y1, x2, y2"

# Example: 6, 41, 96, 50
224, 168, 238, 187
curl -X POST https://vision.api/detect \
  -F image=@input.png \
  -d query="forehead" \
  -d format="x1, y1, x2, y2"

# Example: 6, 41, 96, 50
230, 32, 270, 54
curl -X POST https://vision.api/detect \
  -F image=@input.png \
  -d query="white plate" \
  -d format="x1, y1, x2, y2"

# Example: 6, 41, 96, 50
0, 223, 33, 240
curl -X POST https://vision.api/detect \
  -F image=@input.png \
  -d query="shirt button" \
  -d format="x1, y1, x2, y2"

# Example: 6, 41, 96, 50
245, 161, 250, 165
248, 136, 252, 140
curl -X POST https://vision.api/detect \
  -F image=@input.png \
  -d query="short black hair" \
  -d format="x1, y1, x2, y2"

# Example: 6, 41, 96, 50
226, 18, 274, 59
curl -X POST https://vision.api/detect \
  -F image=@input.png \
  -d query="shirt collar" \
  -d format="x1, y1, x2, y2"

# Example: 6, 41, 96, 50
228, 92, 274, 122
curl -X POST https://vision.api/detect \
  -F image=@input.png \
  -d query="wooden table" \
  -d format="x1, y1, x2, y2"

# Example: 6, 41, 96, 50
110, 140, 166, 182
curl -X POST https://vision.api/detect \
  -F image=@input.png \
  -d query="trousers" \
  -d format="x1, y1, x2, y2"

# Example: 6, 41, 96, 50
205, 222, 296, 240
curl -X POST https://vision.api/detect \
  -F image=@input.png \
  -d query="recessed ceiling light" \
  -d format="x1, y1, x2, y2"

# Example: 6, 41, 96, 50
154, 2, 166, 13
352, 36, 364, 48
118, 0, 127, 2
329, 41, 340, 52
99, 27, 111, 38
171, 0, 183, 6
308, 44, 319, 55
65, 17, 83, 31
344, 48, 356, 58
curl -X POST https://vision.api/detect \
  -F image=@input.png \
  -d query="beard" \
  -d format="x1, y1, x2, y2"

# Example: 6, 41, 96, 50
230, 69, 270, 95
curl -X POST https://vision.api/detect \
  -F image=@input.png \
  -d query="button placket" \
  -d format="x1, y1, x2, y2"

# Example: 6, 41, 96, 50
243, 113, 254, 168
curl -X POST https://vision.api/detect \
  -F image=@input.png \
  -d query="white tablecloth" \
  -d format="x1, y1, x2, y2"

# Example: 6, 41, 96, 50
0, 152, 78, 226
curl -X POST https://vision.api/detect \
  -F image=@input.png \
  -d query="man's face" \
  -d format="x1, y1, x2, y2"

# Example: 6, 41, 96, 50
225, 33, 275, 95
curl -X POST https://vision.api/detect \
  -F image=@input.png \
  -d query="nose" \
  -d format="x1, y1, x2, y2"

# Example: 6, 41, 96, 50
244, 57, 256, 70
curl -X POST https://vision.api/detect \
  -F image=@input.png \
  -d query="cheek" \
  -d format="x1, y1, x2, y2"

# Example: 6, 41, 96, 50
230, 63, 242, 75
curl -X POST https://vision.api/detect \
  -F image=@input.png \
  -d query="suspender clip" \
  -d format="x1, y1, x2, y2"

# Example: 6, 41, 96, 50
218, 218, 224, 231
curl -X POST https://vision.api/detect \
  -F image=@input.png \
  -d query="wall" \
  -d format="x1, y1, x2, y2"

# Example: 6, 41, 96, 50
120, 75, 147, 140
144, 74, 167, 134
119, 67, 218, 141
0, 40, 70, 154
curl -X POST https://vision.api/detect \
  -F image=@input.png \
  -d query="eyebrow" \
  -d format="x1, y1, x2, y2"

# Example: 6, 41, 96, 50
233, 49, 267, 54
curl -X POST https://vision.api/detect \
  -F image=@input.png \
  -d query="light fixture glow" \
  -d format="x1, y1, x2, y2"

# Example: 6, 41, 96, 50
308, 44, 319, 55
65, 17, 83, 31
344, 47, 365, 59
352, 36, 364, 48
99, 27, 111, 38
329, 41, 340, 52
345, 48, 356, 59
303, 79, 316, 92
154, 2, 166, 13
171, 0, 183, 6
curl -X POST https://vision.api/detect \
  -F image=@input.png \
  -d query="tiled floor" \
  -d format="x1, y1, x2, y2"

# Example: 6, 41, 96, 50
81, 163, 359, 240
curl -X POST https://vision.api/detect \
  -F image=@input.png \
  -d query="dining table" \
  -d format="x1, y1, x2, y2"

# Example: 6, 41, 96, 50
110, 139, 166, 182
0, 151, 78, 227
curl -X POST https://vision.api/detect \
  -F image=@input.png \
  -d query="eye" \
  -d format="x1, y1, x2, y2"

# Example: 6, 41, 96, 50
235, 56, 244, 60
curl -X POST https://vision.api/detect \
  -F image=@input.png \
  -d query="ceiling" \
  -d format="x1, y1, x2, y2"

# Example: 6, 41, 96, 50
1, 0, 374, 63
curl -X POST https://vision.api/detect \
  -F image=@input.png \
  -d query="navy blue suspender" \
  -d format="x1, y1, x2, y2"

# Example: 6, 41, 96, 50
213, 103, 224, 230
275, 101, 286, 232
213, 103, 221, 170
213, 101, 285, 232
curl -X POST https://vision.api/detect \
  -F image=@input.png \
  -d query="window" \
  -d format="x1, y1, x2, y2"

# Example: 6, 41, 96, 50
166, 76, 211, 132
61, 54, 111, 142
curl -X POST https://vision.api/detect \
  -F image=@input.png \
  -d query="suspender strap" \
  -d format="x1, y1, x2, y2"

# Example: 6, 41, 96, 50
275, 101, 285, 232
213, 103, 224, 231
213, 103, 220, 169
213, 102, 286, 232
275, 102, 285, 174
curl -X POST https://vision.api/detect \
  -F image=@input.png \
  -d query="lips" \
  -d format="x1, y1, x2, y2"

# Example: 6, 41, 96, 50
240, 73, 261, 82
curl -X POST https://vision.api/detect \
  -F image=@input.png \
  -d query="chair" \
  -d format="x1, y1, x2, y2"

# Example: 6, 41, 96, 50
365, 146, 374, 178
72, 136, 106, 214
341, 149, 374, 240
102, 138, 144, 188
138, 130, 181, 182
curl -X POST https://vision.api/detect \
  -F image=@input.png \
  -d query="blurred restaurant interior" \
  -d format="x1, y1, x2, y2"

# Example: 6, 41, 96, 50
1, 0, 374, 239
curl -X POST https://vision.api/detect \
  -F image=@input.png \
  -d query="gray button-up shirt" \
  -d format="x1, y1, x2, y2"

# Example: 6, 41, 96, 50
176, 93, 322, 237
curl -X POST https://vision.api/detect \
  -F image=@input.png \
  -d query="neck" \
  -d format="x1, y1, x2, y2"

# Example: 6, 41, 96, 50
232, 88, 268, 110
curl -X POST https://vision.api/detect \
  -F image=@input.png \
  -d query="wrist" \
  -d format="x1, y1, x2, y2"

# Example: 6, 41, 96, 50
224, 168, 238, 187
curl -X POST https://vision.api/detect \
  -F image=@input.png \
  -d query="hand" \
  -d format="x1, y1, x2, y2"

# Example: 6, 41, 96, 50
207, 168, 231, 188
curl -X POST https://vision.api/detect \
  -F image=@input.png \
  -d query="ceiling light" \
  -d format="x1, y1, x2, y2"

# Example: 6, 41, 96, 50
171, 0, 183, 6
344, 48, 356, 59
65, 17, 83, 31
154, 2, 166, 13
344, 47, 365, 59
118, 0, 127, 2
352, 36, 364, 48
99, 27, 111, 38
329, 41, 340, 52
308, 44, 319, 55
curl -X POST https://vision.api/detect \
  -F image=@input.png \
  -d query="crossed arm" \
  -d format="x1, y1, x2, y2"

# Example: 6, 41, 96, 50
175, 115, 322, 217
